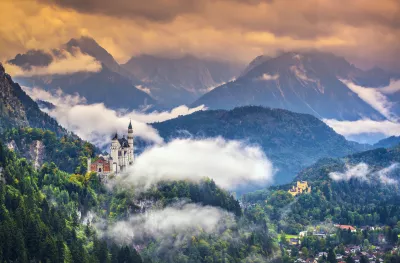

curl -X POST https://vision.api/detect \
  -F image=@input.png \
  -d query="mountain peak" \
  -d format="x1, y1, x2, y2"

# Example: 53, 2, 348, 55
65, 36, 138, 81
193, 51, 389, 120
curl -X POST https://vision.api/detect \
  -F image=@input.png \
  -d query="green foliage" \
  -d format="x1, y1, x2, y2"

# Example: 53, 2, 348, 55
140, 179, 242, 216
0, 141, 142, 263
244, 145, 400, 235
2, 127, 97, 173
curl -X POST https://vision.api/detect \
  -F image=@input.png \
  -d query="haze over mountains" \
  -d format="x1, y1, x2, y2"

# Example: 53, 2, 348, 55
5, 36, 400, 145
7, 36, 241, 110
8, 37, 400, 123
122, 54, 241, 106
193, 51, 400, 121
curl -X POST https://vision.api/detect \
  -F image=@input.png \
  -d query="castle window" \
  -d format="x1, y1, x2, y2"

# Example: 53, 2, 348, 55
98, 168, 102, 172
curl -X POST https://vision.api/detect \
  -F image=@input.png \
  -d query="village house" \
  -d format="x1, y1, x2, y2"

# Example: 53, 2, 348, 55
335, 224, 356, 232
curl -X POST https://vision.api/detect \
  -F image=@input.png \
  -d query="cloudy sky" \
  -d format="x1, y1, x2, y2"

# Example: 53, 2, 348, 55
1, 0, 400, 70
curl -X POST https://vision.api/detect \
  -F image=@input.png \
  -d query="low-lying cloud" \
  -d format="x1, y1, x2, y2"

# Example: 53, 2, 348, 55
113, 137, 275, 191
324, 118, 400, 138
324, 80, 400, 142
329, 163, 370, 182
4, 49, 102, 76
341, 79, 396, 121
95, 203, 234, 246
376, 163, 399, 185
23, 87, 205, 147
329, 163, 399, 185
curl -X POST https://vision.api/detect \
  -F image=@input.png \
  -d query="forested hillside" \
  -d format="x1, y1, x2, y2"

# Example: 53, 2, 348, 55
153, 106, 368, 183
1, 128, 97, 173
0, 139, 280, 262
243, 145, 400, 235
0, 142, 143, 262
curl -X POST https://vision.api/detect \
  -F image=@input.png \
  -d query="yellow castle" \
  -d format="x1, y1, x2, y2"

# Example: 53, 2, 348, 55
288, 181, 311, 196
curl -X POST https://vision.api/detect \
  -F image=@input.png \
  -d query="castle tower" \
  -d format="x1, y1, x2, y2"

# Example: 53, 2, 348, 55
128, 120, 134, 164
110, 132, 119, 173
87, 158, 91, 174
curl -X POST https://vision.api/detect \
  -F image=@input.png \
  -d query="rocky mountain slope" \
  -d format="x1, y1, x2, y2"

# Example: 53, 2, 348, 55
0, 64, 97, 172
9, 37, 244, 109
193, 51, 399, 120
122, 54, 242, 106
152, 106, 369, 184
0, 63, 64, 135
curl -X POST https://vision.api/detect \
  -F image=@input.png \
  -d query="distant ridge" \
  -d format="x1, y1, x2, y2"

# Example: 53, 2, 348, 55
192, 51, 399, 121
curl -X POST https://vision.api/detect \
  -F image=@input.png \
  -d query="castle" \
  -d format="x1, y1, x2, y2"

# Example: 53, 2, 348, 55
288, 181, 311, 196
87, 121, 134, 175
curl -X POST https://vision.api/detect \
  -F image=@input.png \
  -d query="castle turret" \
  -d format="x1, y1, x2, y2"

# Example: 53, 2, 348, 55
128, 120, 134, 164
110, 132, 119, 173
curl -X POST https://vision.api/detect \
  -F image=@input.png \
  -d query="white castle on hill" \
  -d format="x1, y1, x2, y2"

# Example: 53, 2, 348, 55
87, 121, 134, 175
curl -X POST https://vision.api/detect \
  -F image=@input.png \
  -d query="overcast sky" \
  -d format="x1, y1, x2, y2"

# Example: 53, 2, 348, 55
1, 0, 400, 70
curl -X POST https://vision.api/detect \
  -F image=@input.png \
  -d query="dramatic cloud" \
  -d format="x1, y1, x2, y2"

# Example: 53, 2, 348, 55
113, 137, 275, 191
330, 163, 399, 184
329, 163, 370, 182
1, 0, 400, 70
23, 87, 205, 147
324, 80, 400, 141
4, 49, 101, 76
95, 203, 234, 245
341, 79, 397, 121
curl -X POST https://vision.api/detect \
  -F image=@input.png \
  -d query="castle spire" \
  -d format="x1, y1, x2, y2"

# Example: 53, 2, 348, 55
112, 132, 118, 140
128, 119, 132, 129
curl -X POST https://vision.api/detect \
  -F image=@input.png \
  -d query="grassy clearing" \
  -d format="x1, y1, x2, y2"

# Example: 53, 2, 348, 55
277, 234, 298, 241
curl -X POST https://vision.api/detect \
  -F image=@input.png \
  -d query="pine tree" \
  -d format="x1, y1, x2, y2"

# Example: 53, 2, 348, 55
327, 248, 337, 263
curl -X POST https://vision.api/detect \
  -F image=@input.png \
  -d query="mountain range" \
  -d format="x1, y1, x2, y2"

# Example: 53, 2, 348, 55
193, 51, 400, 120
8, 37, 241, 110
8, 37, 400, 124
122, 54, 241, 106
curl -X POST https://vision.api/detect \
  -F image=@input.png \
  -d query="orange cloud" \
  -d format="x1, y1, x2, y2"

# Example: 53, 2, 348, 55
4, 49, 102, 76
0, 0, 399, 70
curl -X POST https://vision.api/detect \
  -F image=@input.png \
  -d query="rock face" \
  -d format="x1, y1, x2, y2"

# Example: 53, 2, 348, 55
193, 51, 399, 121
29, 140, 45, 170
0, 63, 63, 135
6, 139, 45, 170
152, 106, 368, 184
122, 54, 242, 106
0, 64, 29, 131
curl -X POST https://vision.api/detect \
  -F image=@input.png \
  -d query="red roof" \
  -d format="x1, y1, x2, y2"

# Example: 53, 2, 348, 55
93, 157, 107, 164
337, 225, 356, 231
